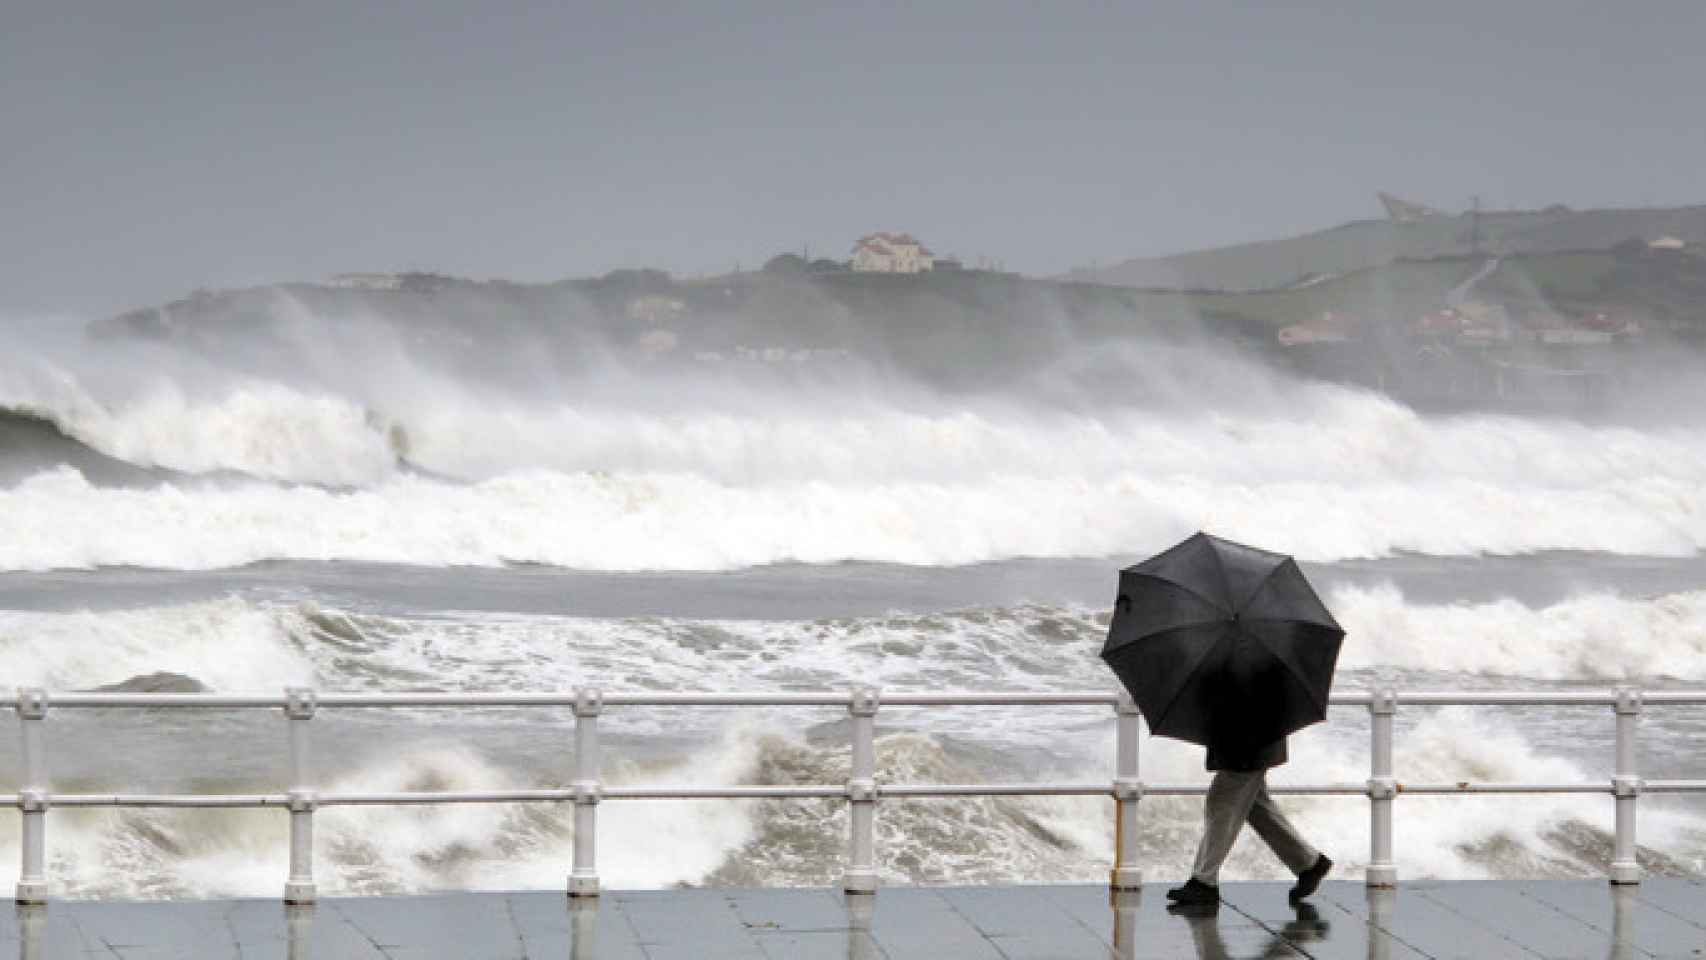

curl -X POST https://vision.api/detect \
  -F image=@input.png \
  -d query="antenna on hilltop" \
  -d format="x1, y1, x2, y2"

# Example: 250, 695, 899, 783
1470, 195, 1482, 255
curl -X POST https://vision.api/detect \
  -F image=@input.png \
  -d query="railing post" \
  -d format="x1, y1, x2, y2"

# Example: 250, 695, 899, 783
569, 897, 599, 960
1366, 886, 1395, 960
286, 904, 313, 960
1110, 888, 1139, 960
1110, 688, 1143, 890
1610, 686, 1641, 885
15, 688, 49, 904
568, 687, 603, 898
1366, 688, 1398, 888
843, 687, 879, 894
1609, 883, 1635, 960
284, 688, 317, 904
846, 890, 879, 960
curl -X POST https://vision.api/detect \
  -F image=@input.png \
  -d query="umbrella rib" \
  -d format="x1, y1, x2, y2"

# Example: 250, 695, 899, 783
1140, 624, 1231, 732
1236, 561, 1287, 613
1240, 614, 1339, 629
1207, 544, 1236, 613
1123, 571, 1229, 617
1241, 558, 1342, 629
1262, 634, 1331, 717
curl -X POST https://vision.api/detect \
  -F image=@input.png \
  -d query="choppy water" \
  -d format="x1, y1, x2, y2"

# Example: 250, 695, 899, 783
2, 301, 1704, 897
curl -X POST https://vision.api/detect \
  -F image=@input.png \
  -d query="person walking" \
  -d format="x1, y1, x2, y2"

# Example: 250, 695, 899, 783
1101, 533, 1345, 908
1165, 734, 1332, 906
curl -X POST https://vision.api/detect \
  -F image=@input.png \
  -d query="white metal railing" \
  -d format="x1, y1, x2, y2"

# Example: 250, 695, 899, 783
8, 686, 1706, 903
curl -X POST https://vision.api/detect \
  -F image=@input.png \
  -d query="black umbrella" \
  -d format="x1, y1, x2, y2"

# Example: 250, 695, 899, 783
1101, 532, 1344, 756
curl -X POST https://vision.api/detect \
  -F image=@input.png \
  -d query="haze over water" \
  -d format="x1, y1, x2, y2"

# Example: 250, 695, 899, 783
3, 290, 1706, 897
5, 0, 1706, 902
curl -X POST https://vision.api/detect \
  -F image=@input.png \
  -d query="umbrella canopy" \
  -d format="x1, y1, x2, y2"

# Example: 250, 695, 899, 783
1101, 532, 1344, 756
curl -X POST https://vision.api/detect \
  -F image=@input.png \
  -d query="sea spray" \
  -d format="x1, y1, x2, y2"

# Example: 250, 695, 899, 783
2, 593, 1704, 896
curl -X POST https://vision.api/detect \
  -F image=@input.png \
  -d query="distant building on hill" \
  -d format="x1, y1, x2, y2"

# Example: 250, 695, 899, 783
851, 233, 936, 273
1378, 193, 1442, 223
1277, 310, 1359, 346
327, 273, 402, 291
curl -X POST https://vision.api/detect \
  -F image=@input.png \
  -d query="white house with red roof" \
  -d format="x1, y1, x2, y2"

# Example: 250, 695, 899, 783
851, 233, 936, 273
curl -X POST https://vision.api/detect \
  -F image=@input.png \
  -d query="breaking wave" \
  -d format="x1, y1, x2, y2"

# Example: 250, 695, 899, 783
1, 587, 1704, 898
0, 717, 1699, 899
6, 313, 1706, 571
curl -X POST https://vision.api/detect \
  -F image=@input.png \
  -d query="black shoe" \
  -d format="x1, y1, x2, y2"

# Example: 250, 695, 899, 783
1289, 855, 1332, 902
1166, 878, 1220, 905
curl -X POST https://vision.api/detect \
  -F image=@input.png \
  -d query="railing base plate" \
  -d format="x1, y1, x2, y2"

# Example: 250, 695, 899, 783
1108, 867, 1143, 890
283, 882, 316, 904
842, 871, 877, 895
14, 880, 48, 905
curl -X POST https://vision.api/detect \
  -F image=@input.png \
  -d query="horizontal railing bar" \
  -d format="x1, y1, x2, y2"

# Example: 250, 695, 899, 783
1638, 692, 1706, 705
323, 790, 576, 805
880, 693, 1116, 706
321, 787, 855, 803
55, 794, 290, 807
599, 693, 851, 706
1396, 692, 1618, 706
882, 784, 1110, 797
1396, 783, 1609, 794
46, 695, 286, 708
1642, 780, 1706, 792
24, 689, 1706, 711
23, 780, 1706, 809
603, 786, 848, 799
1141, 784, 1366, 796
321, 693, 581, 707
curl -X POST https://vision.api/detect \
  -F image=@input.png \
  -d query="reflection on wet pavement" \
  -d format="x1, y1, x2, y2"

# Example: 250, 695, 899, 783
3, 879, 1702, 957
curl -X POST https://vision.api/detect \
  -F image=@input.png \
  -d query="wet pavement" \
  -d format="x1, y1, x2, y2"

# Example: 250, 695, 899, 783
0, 879, 1702, 958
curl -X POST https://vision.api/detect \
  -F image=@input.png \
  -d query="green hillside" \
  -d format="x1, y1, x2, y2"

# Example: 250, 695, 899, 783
1070, 204, 1706, 292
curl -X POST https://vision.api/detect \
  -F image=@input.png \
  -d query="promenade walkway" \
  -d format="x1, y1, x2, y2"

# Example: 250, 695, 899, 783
2, 879, 1703, 959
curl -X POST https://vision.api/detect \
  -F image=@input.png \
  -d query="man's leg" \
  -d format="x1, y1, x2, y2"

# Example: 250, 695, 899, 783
1190, 770, 1263, 885
1245, 780, 1320, 874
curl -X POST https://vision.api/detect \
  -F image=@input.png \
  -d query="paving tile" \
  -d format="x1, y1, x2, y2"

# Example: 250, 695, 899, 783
754, 929, 889, 960
1219, 882, 1429, 960
863, 888, 1006, 959
1518, 880, 1706, 959
726, 887, 853, 932
5, 904, 101, 958
612, 888, 766, 959
940, 886, 1129, 959
3, 881, 1697, 958
60, 900, 239, 955
1415, 881, 1614, 959
1044, 887, 1288, 960
937, 886, 1094, 939
1315, 882, 1545, 959
325, 895, 528, 958
1631, 877, 1706, 932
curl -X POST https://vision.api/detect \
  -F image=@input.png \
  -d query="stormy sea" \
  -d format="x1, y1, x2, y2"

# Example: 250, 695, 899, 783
2, 289, 1705, 899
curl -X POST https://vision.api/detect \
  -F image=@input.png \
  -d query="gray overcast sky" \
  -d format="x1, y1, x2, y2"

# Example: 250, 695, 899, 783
5, 1, 1704, 316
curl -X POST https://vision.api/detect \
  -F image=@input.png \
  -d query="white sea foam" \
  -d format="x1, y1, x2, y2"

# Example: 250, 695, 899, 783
0, 598, 316, 691
3, 580, 1706, 895
8, 583, 1706, 708
1, 711, 1697, 899
1332, 583, 1706, 680
7, 351, 1706, 570
0, 357, 399, 486
5, 437, 1706, 571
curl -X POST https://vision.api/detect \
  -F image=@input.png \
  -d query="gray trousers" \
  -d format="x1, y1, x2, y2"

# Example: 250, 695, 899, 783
1191, 770, 1319, 884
